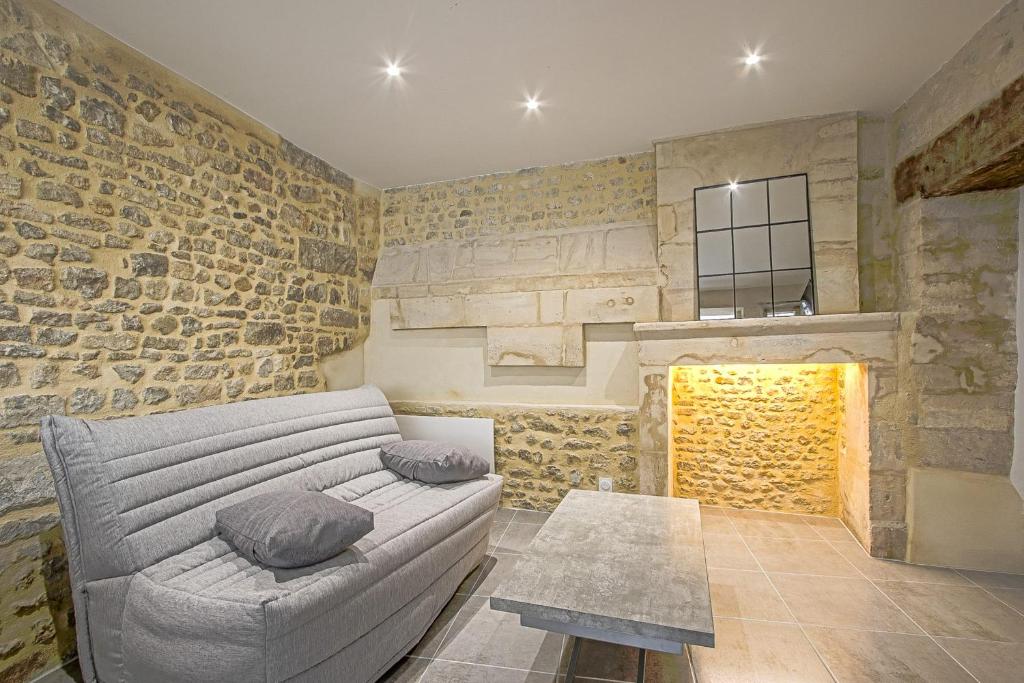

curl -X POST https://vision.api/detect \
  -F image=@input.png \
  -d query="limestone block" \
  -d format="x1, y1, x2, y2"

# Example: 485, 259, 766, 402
604, 224, 658, 271
426, 242, 456, 282
486, 325, 584, 367
464, 291, 539, 326
373, 247, 421, 286
390, 296, 466, 329
558, 229, 605, 273
515, 235, 558, 263
539, 290, 565, 324
564, 286, 659, 324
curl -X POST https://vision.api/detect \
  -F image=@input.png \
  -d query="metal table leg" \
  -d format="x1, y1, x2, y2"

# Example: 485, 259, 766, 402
564, 638, 647, 683
564, 637, 583, 682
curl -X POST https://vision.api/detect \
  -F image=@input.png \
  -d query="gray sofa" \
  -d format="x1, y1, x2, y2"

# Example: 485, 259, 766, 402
40, 385, 503, 682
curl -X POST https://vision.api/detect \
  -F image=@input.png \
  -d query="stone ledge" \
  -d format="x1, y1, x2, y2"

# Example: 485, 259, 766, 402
634, 312, 900, 340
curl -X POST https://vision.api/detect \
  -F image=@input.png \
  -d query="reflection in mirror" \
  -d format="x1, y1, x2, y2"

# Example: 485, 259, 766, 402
771, 269, 815, 316
768, 175, 808, 223
694, 174, 814, 319
732, 180, 768, 227
697, 230, 732, 276
733, 226, 770, 273
771, 221, 811, 270
695, 185, 731, 231
699, 275, 734, 319
734, 272, 773, 318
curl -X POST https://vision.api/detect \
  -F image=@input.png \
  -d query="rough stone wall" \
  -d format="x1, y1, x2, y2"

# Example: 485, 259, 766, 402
0, 1, 379, 679
670, 364, 843, 515
895, 191, 1018, 476
392, 401, 639, 511
380, 153, 655, 247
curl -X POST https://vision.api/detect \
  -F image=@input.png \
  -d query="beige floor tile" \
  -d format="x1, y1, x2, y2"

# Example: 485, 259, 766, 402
493, 522, 542, 554
936, 637, 1024, 683
702, 532, 760, 570
770, 574, 924, 633
708, 567, 793, 621
699, 507, 737, 535
466, 553, 520, 597
877, 582, 1024, 642
987, 587, 1024, 614
803, 626, 974, 682
512, 509, 551, 524
726, 509, 821, 539
801, 515, 857, 542
409, 592, 471, 658
745, 537, 860, 577
488, 520, 510, 550
378, 656, 432, 683
831, 541, 972, 585
494, 507, 518, 524
434, 596, 564, 672
689, 618, 833, 682
421, 659, 557, 682
958, 569, 1024, 590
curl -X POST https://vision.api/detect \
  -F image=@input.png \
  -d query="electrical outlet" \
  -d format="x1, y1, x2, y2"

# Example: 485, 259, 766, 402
598, 477, 613, 492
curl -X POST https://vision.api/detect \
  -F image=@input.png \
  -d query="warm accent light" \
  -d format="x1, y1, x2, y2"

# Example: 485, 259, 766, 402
385, 62, 402, 77
728, 180, 739, 192
669, 363, 866, 515
525, 97, 540, 111
744, 53, 762, 66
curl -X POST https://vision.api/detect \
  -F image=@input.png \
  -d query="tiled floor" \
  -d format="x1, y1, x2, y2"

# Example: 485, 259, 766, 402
381, 505, 1024, 683
37, 506, 1024, 683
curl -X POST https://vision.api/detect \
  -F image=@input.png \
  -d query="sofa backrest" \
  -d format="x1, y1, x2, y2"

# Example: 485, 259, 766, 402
41, 385, 401, 582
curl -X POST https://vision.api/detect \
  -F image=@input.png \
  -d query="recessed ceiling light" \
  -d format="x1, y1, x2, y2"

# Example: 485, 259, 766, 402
744, 53, 762, 66
525, 97, 540, 111
385, 62, 402, 77
728, 180, 740, 191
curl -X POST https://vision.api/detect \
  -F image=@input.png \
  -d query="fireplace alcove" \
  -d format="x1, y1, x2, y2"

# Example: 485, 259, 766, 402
634, 312, 906, 559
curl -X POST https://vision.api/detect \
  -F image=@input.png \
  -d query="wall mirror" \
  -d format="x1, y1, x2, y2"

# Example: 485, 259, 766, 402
694, 173, 815, 320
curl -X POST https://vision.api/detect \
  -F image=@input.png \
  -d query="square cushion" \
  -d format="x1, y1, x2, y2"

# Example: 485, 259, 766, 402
380, 440, 489, 484
215, 490, 373, 568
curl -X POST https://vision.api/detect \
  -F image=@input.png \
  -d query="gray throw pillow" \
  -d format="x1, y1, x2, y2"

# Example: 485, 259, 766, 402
215, 490, 372, 568
380, 440, 489, 484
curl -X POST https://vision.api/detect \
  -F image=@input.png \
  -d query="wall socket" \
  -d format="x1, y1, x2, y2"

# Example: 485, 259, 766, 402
598, 477, 613, 492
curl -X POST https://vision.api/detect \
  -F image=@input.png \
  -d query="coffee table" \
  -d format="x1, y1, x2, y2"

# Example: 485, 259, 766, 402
490, 490, 714, 681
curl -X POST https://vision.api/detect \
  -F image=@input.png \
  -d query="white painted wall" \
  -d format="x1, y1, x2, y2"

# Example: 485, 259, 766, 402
360, 300, 638, 407
1014, 188, 1024, 497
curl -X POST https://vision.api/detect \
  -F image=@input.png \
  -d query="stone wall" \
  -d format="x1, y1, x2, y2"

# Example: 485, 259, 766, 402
0, 1, 379, 679
670, 364, 843, 515
392, 401, 639, 511
655, 113, 861, 320
380, 153, 655, 247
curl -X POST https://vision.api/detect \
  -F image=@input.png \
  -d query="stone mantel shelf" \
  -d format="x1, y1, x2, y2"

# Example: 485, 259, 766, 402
634, 312, 900, 340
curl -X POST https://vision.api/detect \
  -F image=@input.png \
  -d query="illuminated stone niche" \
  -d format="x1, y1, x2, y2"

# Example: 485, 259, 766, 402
670, 363, 868, 515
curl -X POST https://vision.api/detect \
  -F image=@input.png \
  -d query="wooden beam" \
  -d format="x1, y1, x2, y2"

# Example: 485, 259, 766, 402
895, 74, 1024, 202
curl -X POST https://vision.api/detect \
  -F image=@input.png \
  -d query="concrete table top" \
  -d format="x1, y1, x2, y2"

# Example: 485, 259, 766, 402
490, 490, 715, 652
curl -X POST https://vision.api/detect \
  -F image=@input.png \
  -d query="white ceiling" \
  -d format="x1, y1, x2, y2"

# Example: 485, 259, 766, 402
56, 0, 1005, 189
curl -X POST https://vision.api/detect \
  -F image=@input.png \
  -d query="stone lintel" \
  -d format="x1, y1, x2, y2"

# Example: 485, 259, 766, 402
895, 74, 1024, 202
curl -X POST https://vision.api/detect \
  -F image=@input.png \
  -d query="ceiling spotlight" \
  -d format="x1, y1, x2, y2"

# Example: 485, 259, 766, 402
385, 62, 402, 77
744, 53, 762, 66
728, 180, 740, 192
525, 97, 540, 111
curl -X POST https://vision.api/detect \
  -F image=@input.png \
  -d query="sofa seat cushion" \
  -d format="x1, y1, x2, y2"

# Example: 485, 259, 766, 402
123, 473, 503, 681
